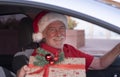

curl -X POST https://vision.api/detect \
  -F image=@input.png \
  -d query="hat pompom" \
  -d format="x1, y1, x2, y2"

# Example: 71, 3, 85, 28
32, 32, 43, 43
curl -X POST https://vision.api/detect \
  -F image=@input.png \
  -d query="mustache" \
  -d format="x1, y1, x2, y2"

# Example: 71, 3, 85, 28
53, 36, 65, 40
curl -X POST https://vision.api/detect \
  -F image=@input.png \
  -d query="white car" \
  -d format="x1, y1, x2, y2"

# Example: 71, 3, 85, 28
0, 0, 120, 77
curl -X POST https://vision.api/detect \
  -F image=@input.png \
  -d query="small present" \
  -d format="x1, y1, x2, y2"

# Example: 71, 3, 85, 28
25, 56, 86, 77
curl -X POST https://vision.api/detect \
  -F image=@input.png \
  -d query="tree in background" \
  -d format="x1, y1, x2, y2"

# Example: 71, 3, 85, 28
67, 16, 78, 29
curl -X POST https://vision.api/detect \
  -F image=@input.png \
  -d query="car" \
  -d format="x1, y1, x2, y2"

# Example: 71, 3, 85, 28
0, 0, 120, 77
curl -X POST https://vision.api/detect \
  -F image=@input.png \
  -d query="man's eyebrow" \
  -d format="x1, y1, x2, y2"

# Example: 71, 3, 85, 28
60, 25, 66, 28
48, 26, 55, 28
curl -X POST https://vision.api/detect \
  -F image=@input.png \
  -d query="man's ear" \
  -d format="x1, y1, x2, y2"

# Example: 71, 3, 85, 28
42, 31, 46, 38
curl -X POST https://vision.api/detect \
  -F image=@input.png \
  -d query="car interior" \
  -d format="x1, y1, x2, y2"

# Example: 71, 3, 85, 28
0, 4, 39, 74
0, 1, 120, 77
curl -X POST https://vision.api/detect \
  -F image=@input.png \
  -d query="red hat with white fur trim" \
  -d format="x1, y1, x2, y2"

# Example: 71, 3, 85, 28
32, 11, 68, 42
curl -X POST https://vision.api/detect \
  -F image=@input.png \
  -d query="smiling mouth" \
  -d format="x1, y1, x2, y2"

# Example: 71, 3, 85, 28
54, 38, 63, 41
54, 36, 64, 41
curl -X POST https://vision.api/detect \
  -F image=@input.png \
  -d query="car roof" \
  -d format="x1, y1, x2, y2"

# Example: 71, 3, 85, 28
0, 0, 120, 34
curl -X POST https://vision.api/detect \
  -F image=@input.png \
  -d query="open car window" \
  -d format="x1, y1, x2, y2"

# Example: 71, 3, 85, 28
0, 12, 120, 56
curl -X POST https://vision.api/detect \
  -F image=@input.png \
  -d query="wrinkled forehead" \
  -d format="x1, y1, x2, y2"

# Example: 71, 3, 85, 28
46, 21, 66, 29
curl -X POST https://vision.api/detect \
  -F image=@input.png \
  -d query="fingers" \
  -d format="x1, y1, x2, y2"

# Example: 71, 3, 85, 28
23, 65, 30, 72
17, 65, 30, 77
116, 43, 120, 50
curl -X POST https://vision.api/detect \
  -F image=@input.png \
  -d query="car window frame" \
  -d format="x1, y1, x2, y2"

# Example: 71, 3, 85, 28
0, 0, 120, 34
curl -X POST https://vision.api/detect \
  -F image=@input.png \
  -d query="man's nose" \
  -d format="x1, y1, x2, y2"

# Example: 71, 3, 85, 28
56, 30, 62, 36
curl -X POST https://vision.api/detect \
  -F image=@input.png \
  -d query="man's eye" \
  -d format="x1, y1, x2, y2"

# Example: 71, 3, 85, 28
60, 27, 66, 31
48, 28, 56, 32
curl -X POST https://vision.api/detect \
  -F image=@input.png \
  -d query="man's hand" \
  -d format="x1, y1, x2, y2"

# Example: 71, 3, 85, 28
17, 65, 30, 77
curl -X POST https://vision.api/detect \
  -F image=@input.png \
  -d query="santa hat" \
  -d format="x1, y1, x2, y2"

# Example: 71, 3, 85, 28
32, 11, 68, 42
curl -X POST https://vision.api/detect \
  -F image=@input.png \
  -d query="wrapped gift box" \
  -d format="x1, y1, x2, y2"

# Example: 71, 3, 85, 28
26, 56, 86, 77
